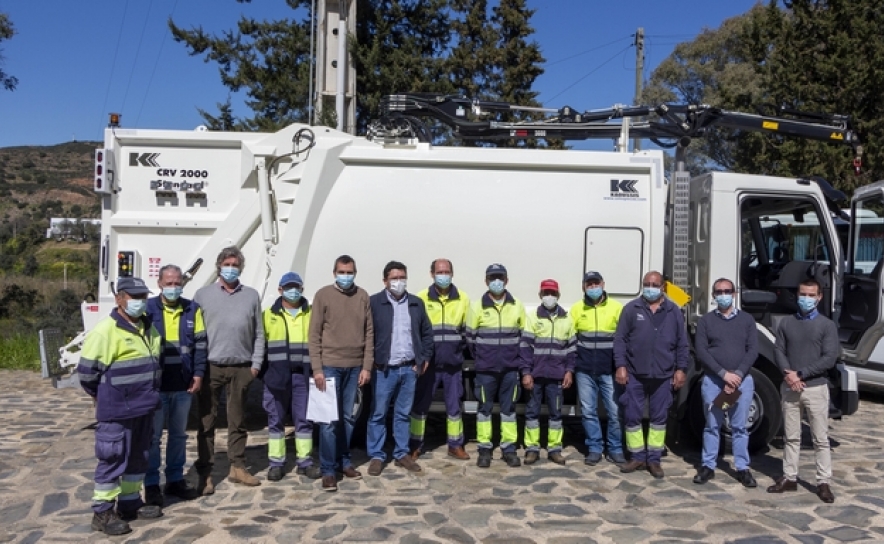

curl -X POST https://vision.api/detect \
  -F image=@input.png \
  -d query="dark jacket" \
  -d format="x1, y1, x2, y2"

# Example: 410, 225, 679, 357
369, 291, 434, 369
260, 296, 312, 394
146, 295, 207, 391
613, 296, 689, 379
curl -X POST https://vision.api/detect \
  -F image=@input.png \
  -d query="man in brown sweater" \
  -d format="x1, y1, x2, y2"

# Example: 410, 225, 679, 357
309, 254, 374, 492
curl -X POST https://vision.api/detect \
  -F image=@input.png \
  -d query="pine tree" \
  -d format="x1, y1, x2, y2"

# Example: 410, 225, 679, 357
0, 12, 17, 92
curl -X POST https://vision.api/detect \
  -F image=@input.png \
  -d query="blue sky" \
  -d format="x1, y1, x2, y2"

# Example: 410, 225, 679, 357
0, 0, 759, 148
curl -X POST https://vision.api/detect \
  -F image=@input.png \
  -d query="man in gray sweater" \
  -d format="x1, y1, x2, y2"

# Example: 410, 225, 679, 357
194, 246, 265, 493
768, 278, 839, 503
692, 278, 758, 487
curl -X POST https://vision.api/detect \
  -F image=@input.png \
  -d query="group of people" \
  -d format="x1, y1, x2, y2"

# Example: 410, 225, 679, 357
77, 247, 840, 536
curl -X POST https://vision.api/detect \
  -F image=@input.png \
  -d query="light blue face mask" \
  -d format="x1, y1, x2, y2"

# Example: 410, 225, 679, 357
489, 279, 506, 296
282, 288, 302, 302
220, 266, 240, 283
798, 295, 818, 313
125, 298, 147, 318
642, 287, 662, 302
434, 274, 452, 289
162, 287, 182, 302
585, 287, 603, 301
336, 274, 355, 289
715, 294, 733, 309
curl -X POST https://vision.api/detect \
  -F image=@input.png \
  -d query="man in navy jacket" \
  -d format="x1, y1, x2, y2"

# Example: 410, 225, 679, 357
614, 270, 689, 479
367, 261, 434, 476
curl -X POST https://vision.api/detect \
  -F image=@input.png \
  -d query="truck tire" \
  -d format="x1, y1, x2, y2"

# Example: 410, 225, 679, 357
686, 367, 781, 455
350, 385, 370, 449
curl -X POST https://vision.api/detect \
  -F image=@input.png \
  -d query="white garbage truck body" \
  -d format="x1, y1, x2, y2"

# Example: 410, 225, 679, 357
47, 102, 884, 452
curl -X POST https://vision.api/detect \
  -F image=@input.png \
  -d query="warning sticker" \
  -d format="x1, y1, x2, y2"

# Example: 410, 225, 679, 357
148, 257, 162, 278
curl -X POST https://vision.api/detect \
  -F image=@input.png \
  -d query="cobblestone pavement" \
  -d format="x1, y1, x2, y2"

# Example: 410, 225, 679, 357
2, 370, 884, 543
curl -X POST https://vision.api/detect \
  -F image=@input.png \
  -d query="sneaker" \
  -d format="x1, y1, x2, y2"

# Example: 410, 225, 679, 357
368, 459, 384, 476
91, 509, 131, 536
502, 452, 521, 467
296, 465, 322, 479
477, 449, 492, 468
606, 451, 627, 465
584, 452, 603, 466
119, 504, 162, 521
524, 451, 540, 465
548, 451, 566, 465
144, 484, 164, 507
163, 479, 198, 500
394, 455, 422, 473
267, 466, 284, 482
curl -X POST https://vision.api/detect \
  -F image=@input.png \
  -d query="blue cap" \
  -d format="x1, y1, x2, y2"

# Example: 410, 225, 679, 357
279, 272, 303, 287
116, 276, 151, 295
584, 271, 604, 282
485, 263, 507, 277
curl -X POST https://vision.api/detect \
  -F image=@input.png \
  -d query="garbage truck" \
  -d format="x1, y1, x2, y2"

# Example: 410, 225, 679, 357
42, 93, 884, 453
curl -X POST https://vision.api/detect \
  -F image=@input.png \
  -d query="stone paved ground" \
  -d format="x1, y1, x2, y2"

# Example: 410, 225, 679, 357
2, 370, 884, 543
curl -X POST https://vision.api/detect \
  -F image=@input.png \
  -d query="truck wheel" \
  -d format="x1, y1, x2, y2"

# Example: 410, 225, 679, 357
349, 386, 371, 449
686, 368, 781, 455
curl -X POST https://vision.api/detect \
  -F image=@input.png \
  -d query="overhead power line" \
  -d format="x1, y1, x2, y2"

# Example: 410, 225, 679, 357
97, 2, 130, 136
545, 36, 633, 68
544, 44, 634, 103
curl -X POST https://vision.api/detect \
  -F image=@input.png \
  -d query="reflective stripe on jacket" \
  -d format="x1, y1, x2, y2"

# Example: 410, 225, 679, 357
262, 296, 311, 391
465, 291, 526, 372
146, 296, 207, 390
417, 285, 470, 367
569, 294, 623, 375
520, 305, 576, 380
77, 309, 163, 422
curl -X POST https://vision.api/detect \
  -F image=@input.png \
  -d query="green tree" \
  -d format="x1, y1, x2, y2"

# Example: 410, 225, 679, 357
0, 12, 16, 92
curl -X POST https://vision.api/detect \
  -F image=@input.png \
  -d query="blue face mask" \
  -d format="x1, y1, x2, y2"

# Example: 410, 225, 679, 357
220, 266, 240, 283
162, 287, 182, 302
282, 288, 302, 303
585, 287, 603, 301
715, 294, 733, 310
125, 298, 147, 318
798, 296, 818, 313
434, 274, 452, 289
489, 279, 506, 296
642, 287, 662, 302
336, 274, 355, 289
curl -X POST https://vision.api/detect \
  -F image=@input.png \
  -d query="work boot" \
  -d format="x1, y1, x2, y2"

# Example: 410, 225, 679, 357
144, 484, 164, 507
548, 451, 566, 465
524, 451, 540, 465
198, 470, 215, 496
228, 465, 261, 487
448, 446, 470, 460
476, 449, 492, 468
164, 479, 198, 500
619, 459, 647, 473
296, 465, 322, 479
503, 452, 522, 467
321, 475, 337, 492
119, 504, 162, 521
647, 463, 665, 479
267, 466, 284, 482
395, 455, 423, 473
91, 509, 131, 536
409, 449, 422, 461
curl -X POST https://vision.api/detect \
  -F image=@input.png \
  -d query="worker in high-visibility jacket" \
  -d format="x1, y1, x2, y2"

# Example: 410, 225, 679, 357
261, 272, 320, 481
465, 263, 527, 469
520, 279, 576, 466
410, 258, 471, 461
77, 276, 163, 536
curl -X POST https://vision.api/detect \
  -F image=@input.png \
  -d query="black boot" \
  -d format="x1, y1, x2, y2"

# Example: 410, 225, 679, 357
91, 509, 131, 536
144, 485, 164, 507
476, 449, 492, 468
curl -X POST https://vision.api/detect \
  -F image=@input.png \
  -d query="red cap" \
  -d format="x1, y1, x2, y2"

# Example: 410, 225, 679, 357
539, 279, 559, 293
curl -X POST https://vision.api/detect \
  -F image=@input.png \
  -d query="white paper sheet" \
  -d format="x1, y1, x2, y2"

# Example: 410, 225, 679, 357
307, 377, 338, 423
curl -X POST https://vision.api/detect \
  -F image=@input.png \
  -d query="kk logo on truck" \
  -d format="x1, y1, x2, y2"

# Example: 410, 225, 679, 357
130, 153, 161, 167
606, 179, 644, 201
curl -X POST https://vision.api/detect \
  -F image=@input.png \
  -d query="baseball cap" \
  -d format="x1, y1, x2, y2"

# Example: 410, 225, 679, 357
583, 271, 604, 283
279, 272, 304, 287
485, 263, 508, 277
116, 276, 151, 296
540, 279, 560, 293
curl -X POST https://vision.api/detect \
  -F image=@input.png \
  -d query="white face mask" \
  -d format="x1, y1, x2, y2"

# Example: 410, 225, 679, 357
541, 295, 558, 310
388, 279, 407, 297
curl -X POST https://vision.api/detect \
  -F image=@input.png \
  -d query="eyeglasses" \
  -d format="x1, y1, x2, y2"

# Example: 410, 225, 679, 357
713, 289, 735, 296
642, 283, 662, 288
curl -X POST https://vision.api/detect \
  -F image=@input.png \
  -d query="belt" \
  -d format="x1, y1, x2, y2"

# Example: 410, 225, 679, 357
377, 359, 416, 369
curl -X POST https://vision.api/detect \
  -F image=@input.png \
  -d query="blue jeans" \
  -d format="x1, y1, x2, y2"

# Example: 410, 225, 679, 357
367, 364, 418, 461
146, 390, 192, 487
701, 373, 754, 471
319, 366, 361, 477
576, 372, 623, 455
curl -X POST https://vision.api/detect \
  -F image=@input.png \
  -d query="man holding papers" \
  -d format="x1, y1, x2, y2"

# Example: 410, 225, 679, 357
309, 255, 374, 492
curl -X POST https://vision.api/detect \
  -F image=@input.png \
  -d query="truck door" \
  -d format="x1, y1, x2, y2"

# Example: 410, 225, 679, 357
839, 181, 884, 364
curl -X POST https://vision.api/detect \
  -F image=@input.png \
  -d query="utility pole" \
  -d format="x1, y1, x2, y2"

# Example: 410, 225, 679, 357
633, 27, 644, 152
